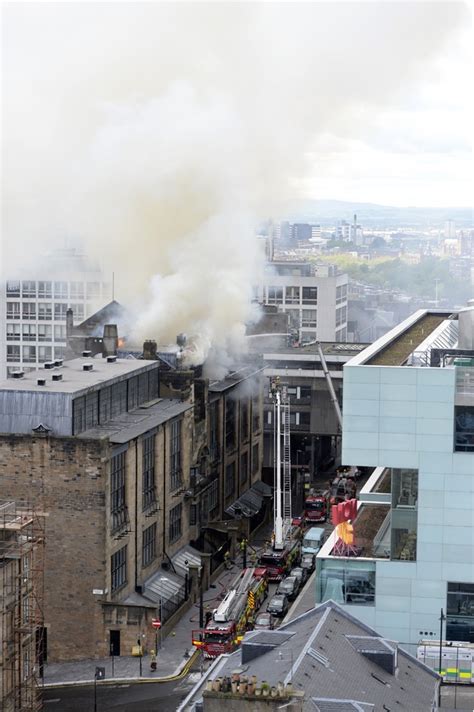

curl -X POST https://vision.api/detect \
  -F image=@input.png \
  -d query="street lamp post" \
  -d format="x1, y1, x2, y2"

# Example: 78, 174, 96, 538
438, 608, 445, 677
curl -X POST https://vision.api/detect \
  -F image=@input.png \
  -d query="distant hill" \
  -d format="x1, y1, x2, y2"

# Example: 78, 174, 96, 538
282, 200, 473, 228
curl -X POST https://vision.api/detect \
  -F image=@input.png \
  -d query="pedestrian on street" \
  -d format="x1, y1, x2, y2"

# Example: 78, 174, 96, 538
150, 650, 157, 672
224, 550, 231, 570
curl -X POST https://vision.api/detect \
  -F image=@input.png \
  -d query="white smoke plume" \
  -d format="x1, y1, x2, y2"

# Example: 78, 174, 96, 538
2, 2, 468, 365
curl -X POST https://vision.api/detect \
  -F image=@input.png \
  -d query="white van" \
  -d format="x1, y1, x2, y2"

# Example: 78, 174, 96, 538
302, 527, 326, 555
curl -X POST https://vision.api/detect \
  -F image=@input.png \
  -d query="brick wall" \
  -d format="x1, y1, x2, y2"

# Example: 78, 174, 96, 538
0, 434, 108, 662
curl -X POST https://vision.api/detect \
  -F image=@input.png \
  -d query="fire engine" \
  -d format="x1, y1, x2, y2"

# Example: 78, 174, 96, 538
304, 488, 329, 523
192, 567, 268, 658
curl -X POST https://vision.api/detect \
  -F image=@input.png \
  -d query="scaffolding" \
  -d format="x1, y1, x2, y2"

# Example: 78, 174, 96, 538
0, 501, 45, 712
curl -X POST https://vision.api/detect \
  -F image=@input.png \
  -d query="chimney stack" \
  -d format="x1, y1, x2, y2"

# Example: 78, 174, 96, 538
103, 324, 118, 357
143, 340, 157, 360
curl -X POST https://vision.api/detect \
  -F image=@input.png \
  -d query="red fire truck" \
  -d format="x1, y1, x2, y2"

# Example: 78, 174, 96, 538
192, 567, 268, 658
258, 526, 302, 581
304, 489, 329, 523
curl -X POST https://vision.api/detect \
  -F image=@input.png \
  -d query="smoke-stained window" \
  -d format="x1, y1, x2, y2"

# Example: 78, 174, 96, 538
170, 419, 182, 491
111, 546, 127, 592
240, 452, 248, 485
252, 443, 259, 475
142, 523, 156, 567
252, 396, 260, 432
240, 401, 249, 441
208, 478, 219, 516
142, 434, 156, 510
209, 402, 219, 462
225, 462, 235, 498
225, 399, 236, 450
169, 503, 182, 543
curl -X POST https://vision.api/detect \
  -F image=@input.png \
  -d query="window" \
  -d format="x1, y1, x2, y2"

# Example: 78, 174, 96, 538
7, 345, 20, 362
37, 303, 52, 321
209, 402, 219, 461
225, 399, 236, 450
318, 561, 375, 606
142, 523, 156, 567
390, 468, 418, 561
70, 303, 84, 321
111, 546, 127, 592
22, 345, 36, 363
267, 286, 283, 304
54, 325, 66, 342
447, 583, 474, 643
170, 420, 182, 490
142, 435, 156, 510
455, 406, 474, 452
6, 281, 20, 297
252, 443, 259, 475
7, 323, 21, 341
169, 503, 182, 543
111, 451, 127, 532
54, 282, 68, 299
38, 346, 52, 363
190, 504, 197, 526
38, 281, 52, 298
22, 324, 36, 341
128, 376, 139, 410
208, 478, 219, 515
22, 302, 36, 320
54, 303, 68, 321
285, 286, 300, 304
240, 401, 249, 441
6, 302, 20, 319
240, 452, 248, 484
302, 309, 317, 327
336, 284, 348, 304
252, 397, 260, 431
87, 282, 101, 298
300, 386, 312, 400
54, 346, 66, 360
336, 306, 347, 327
22, 281, 36, 297
302, 286, 318, 304
111, 381, 127, 418
70, 281, 84, 299
299, 412, 311, 426
38, 324, 52, 342
225, 462, 235, 497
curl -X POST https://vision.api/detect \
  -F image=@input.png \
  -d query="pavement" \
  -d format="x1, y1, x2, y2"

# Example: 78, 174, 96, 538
43, 545, 267, 688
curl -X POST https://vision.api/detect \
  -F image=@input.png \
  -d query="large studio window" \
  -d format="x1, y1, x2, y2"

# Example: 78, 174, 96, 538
447, 583, 474, 643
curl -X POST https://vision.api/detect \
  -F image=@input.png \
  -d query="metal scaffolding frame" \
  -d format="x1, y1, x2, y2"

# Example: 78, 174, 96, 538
0, 501, 45, 712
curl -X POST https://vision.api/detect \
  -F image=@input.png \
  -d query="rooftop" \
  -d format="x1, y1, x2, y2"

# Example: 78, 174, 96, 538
180, 600, 439, 712
0, 357, 158, 396
346, 309, 457, 367
78, 398, 192, 443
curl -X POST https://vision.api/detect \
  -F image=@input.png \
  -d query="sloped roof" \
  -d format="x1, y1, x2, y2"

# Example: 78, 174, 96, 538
178, 600, 439, 712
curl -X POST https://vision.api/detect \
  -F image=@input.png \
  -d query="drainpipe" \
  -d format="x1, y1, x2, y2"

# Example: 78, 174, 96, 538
162, 425, 166, 556
134, 438, 139, 591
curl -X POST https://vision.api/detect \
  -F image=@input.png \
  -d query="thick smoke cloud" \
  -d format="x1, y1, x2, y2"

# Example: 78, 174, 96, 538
2, 1, 468, 363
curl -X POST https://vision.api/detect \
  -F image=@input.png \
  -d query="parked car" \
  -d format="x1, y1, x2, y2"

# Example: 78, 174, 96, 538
254, 612, 274, 630
277, 576, 299, 601
301, 553, 315, 573
290, 566, 308, 588
267, 594, 289, 618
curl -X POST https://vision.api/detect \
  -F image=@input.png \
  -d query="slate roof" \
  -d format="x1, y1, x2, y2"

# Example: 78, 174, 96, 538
178, 600, 439, 712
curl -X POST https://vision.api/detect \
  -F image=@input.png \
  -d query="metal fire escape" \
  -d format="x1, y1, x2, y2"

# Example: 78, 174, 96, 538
270, 378, 292, 550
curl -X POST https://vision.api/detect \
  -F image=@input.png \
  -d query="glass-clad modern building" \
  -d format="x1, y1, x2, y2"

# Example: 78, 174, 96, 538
317, 306, 474, 651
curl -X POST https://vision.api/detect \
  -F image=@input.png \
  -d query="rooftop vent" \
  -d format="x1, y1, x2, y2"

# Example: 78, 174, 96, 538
44, 362, 55, 369
12, 370, 25, 379
37, 379, 46, 386
107, 355, 117, 364
83, 363, 93, 372
82, 350, 92, 358
52, 373, 63, 382
54, 359, 63, 368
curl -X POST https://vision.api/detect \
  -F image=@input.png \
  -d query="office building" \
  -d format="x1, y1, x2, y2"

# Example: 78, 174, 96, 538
317, 305, 474, 651
0, 248, 110, 379
255, 260, 348, 343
